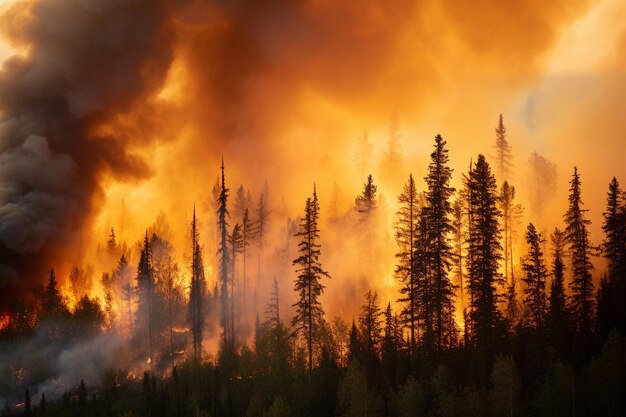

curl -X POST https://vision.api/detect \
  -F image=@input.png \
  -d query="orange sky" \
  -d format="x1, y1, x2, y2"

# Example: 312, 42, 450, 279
0, 0, 625, 320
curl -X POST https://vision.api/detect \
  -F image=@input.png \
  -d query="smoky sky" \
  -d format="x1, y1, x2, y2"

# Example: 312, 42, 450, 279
1, 0, 620, 308
0, 0, 176, 302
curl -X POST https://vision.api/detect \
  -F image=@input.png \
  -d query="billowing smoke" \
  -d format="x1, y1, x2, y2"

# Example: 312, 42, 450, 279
0, 0, 176, 302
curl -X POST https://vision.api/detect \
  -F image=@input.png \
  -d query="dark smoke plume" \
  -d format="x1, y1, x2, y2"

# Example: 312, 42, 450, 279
0, 0, 176, 303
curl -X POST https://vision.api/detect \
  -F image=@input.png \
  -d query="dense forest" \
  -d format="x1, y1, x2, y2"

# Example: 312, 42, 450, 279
1, 118, 625, 417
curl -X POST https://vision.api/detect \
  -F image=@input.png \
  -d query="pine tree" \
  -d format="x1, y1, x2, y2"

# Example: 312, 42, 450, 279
563, 167, 594, 334
521, 223, 549, 329
241, 207, 254, 306
548, 228, 570, 353
493, 114, 513, 181
137, 231, 155, 362
356, 174, 378, 277
292, 185, 330, 373
189, 207, 206, 361
217, 157, 231, 346
451, 198, 466, 319
601, 177, 626, 329
107, 227, 117, 254
265, 277, 281, 332
394, 174, 421, 354
229, 223, 243, 344
423, 134, 456, 351
256, 185, 270, 288
41, 269, 68, 320
466, 155, 503, 347
358, 290, 383, 359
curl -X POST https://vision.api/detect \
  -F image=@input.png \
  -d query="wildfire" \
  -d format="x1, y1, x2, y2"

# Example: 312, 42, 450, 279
0, 312, 9, 330
146, 357, 152, 364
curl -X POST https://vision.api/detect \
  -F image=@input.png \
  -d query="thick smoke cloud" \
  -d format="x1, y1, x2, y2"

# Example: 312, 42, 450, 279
0, 0, 176, 301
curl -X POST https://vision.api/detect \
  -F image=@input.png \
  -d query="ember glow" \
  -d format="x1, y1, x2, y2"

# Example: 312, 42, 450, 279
1, 0, 626, 415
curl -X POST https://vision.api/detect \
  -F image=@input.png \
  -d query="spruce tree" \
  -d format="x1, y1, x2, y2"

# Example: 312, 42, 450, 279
217, 157, 230, 346
394, 174, 421, 354
229, 223, 243, 344
41, 269, 68, 320
292, 185, 330, 373
602, 177, 626, 329
493, 114, 513, 181
423, 134, 456, 351
563, 167, 594, 334
358, 290, 383, 360
466, 155, 503, 347
137, 231, 154, 362
189, 207, 206, 361
548, 228, 570, 353
256, 185, 270, 287
521, 223, 548, 329
356, 174, 378, 278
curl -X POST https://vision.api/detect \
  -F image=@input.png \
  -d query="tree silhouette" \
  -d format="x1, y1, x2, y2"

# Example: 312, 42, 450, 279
493, 114, 513, 181
189, 207, 206, 361
466, 155, 503, 349
292, 185, 330, 374
137, 231, 155, 362
563, 167, 594, 335
423, 134, 456, 351
217, 158, 231, 346
394, 174, 421, 355
521, 223, 548, 329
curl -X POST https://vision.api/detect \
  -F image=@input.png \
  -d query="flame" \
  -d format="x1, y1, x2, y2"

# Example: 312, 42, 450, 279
0, 312, 9, 330
146, 357, 152, 364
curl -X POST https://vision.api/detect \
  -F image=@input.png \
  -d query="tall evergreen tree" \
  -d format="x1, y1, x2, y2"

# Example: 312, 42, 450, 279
217, 157, 231, 346
548, 228, 570, 352
356, 174, 378, 277
229, 223, 243, 344
423, 134, 456, 351
528, 150, 557, 220
292, 185, 330, 374
189, 207, 206, 361
451, 198, 467, 318
563, 167, 594, 334
256, 185, 270, 288
358, 290, 383, 360
41, 269, 68, 320
137, 231, 155, 362
466, 155, 503, 347
493, 114, 513, 181
521, 223, 549, 329
601, 177, 626, 329
394, 174, 421, 354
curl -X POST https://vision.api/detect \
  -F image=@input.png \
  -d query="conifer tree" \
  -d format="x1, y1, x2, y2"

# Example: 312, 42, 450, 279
217, 157, 231, 346
265, 277, 281, 332
137, 231, 154, 361
256, 185, 270, 287
493, 114, 513, 181
358, 290, 383, 359
229, 223, 243, 343
292, 185, 330, 373
563, 167, 594, 334
356, 174, 378, 277
189, 207, 206, 361
42, 269, 68, 320
521, 223, 548, 329
451, 198, 467, 316
394, 174, 421, 354
528, 150, 557, 220
548, 228, 569, 352
601, 177, 626, 328
423, 134, 455, 351
466, 155, 503, 347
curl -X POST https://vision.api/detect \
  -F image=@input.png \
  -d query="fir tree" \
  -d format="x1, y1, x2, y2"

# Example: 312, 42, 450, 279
493, 114, 513, 181
423, 134, 456, 351
229, 223, 243, 344
292, 185, 330, 373
466, 155, 503, 347
189, 207, 206, 361
356, 174, 378, 277
41, 269, 68, 320
548, 228, 570, 353
521, 223, 549, 329
256, 185, 270, 288
137, 231, 155, 362
601, 177, 626, 329
563, 167, 594, 334
358, 290, 383, 359
394, 174, 421, 354
217, 157, 231, 346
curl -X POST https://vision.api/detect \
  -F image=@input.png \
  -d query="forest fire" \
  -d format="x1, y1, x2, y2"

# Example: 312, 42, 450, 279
1, 0, 626, 416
